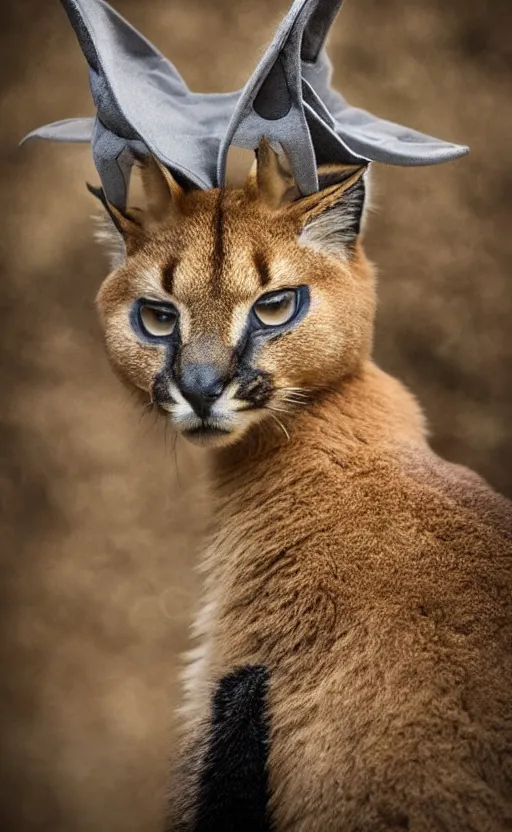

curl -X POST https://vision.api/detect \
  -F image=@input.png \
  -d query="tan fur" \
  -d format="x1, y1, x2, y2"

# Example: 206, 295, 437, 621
94, 147, 512, 830
199, 374, 512, 830
249, 137, 297, 208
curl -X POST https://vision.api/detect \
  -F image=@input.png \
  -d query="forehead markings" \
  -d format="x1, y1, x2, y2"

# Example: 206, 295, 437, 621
210, 190, 225, 299
161, 256, 178, 294
253, 250, 271, 287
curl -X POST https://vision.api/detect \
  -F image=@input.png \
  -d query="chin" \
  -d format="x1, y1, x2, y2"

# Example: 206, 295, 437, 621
171, 409, 266, 449
181, 424, 238, 448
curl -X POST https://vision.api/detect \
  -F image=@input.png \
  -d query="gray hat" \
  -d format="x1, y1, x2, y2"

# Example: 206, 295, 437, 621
22, 0, 468, 210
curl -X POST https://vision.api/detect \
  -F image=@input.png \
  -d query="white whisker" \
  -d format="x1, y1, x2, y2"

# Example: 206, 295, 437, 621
276, 386, 311, 406
268, 404, 293, 415
282, 396, 308, 407
281, 386, 311, 395
268, 412, 290, 442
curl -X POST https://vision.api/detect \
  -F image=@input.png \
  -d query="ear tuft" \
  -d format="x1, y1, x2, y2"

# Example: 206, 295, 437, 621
87, 182, 144, 264
87, 183, 122, 232
293, 164, 368, 257
87, 154, 184, 262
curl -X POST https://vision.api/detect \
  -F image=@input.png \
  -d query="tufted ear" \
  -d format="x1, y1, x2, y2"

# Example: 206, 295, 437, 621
290, 163, 368, 257
246, 137, 298, 209
88, 155, 184, 266
248, 140, 367, 256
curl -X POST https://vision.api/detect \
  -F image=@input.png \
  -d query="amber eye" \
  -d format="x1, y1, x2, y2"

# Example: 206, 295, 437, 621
139, 303, 177, 338
253, 290, 297, 328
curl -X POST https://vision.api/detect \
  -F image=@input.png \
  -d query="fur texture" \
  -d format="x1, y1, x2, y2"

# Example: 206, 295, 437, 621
92, 145, 512, 830
189, 665, 272, 832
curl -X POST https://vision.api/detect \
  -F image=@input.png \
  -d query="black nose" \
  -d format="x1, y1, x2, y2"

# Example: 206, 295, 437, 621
178, 363, 226, 419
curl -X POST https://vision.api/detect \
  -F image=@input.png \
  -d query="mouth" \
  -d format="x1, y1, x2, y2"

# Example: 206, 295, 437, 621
156, 384, 267, 448
182, 422, 233, 447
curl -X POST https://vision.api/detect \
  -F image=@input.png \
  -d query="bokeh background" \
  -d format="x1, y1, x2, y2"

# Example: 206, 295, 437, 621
1, 0, 511, 829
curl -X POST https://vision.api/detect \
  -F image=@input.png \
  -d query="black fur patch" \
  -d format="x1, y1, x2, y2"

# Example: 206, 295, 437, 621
161, 257, 178, 294
210, 191, 226, 298
192, 665, 273, 832
253, 250, 271, 287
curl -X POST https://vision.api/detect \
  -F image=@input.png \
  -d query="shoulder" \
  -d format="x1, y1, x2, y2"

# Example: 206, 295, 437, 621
400, 443, 512, 541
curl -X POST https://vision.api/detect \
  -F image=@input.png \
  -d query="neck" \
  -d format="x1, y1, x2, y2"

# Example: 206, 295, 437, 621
211, 361, 427, 495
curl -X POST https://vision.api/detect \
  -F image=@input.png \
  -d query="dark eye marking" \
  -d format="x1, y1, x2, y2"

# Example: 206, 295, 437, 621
253, 250, 271, 287
161, 257, 178, 293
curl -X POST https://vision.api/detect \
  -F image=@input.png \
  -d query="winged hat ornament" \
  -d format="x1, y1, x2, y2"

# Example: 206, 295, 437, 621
22, 0, 468, 210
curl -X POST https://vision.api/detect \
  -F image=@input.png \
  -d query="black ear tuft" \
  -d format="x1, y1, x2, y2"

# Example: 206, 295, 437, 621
86, 181, 108, 208
86, 182, 126, 234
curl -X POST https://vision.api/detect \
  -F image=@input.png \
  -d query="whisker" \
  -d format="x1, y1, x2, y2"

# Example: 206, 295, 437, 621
138, 396, 155, 425
172, 431, 182, 489
268, 404, 293, 415
282, 396, 308, 407
268, 412, 290, 442
276, 387, 311, 407
280, 386, 311, 396
138, 403, 161, 440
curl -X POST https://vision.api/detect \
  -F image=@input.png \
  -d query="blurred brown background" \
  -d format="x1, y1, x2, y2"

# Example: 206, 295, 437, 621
0, 0, 511, 829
